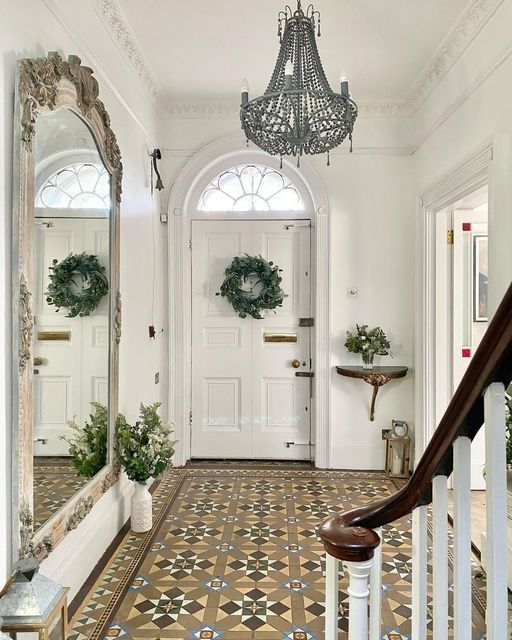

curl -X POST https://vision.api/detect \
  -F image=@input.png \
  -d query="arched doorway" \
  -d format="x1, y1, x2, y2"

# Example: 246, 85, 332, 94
168, 138, 331, 467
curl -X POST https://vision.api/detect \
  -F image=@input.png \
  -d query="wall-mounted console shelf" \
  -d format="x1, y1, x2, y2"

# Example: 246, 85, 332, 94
335, 365, 408, 421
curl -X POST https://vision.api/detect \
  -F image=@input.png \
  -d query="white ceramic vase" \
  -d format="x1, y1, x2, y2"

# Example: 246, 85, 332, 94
131, 481, 152, 533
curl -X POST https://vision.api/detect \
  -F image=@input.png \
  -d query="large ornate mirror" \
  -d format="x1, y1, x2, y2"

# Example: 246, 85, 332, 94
12, 53, 122, 561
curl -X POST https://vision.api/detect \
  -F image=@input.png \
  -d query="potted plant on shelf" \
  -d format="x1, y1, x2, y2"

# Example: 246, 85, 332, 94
345, 324, 392, 370
117, 403, 176, 533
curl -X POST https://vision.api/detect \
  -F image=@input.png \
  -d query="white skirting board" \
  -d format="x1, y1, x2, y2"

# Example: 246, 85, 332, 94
329, 444, 386, 470
40, 473, 133, 601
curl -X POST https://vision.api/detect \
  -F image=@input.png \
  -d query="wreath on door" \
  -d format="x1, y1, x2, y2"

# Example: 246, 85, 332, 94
46, 252, 109, 318
217, 254, 286, 319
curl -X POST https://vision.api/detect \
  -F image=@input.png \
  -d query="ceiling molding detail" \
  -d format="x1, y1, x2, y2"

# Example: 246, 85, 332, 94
167, 100, 408, 120
91, 0, 160, 101
406, 0, 504, 113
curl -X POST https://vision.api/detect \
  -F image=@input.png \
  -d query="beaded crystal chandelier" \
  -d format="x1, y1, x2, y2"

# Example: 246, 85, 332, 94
240, 0, 358, 166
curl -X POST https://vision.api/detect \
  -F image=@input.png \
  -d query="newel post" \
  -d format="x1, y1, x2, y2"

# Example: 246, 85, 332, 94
319, 516, 381, 640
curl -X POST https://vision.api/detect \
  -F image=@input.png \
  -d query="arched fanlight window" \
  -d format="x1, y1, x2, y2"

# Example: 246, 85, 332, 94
36, 163, 110, 209
198, 164, 305, 212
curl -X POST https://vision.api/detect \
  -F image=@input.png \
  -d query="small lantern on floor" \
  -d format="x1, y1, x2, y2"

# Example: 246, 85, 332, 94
0, 558, 69, 639
385, 420, 411, 479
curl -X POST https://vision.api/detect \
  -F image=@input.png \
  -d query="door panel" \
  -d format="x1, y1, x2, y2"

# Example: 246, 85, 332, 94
191, 219, 311, 459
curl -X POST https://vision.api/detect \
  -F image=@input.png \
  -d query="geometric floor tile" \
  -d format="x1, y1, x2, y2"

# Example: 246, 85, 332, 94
69, 466, 488, 640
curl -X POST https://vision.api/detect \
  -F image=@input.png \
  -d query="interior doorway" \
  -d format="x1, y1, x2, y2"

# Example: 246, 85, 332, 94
435, 186, 488, 489
190, 219, 312, 460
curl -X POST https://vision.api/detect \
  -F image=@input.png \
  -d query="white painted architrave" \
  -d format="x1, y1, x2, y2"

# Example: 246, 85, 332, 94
415, 136, 501, 461
168, 134, 331, 468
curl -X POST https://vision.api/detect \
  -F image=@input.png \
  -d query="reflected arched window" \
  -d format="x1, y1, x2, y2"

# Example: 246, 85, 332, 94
198, 164, 305, 212
36, 163, 110, 209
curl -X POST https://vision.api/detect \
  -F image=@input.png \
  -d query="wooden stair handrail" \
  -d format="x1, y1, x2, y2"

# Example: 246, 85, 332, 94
320, 280, 512, 557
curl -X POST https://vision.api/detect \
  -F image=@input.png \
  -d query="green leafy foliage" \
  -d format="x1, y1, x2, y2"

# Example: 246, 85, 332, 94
345, 324, 392, 359
46, 252, 109, 318
61, 402, 108, 478
117, 403, 176, 483
216, 254, 286, 320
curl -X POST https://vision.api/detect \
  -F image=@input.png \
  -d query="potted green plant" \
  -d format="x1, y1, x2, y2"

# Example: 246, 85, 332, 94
345, 324, 392, 370
60, 402, 108, 478
117, 403, 176, 533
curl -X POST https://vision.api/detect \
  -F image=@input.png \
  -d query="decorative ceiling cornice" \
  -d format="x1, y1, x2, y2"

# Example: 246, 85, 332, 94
91, 0, 160, 101
167, 99, 409, 120
91, 0, 504, 120
405, 0, 504, 113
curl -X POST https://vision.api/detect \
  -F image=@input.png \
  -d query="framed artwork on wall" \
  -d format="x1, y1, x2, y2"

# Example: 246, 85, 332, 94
473, 235, 488, 322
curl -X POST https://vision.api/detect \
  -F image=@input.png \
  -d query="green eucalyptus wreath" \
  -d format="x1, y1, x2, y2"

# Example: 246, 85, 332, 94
217, 254, 286, 320
46, 252, 109, 318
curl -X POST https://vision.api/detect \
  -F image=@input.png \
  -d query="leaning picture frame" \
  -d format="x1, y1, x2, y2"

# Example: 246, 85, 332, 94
473, 235, 488, 322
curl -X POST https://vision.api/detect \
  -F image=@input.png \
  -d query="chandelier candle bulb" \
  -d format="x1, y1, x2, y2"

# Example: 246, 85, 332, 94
241, 78, 249, 105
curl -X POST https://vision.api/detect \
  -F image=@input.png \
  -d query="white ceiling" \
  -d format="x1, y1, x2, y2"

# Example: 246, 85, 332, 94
119, 0, 470, 104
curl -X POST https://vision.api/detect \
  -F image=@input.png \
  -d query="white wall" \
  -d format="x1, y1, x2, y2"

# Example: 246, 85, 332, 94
161, 116, 416, 471
413, 0, 512, 315
0, 0, 168, 597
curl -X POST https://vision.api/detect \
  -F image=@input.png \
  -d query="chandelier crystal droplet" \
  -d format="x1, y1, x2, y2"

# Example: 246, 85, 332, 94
240, 0, 358, 166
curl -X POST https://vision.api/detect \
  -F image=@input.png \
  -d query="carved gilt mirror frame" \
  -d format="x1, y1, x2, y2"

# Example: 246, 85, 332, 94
12, 52, 122, 562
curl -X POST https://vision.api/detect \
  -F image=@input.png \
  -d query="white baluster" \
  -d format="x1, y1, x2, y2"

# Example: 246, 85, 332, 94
325, 553, 339, 640
369, 527, 382, 640
432, 474, 449, 640
346, 558, 374, 640
484, 382, 507, 639
453, 435, 472, 640
412, 504, 428, 640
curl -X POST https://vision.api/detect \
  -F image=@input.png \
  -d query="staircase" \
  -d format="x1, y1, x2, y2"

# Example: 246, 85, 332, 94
320, 281, 512, 639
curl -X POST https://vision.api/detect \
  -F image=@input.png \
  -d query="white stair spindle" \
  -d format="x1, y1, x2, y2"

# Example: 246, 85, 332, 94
346, 558, 374, 640
369, 527, 382, 640
325, 553, 339, 640
412, 505, 428, 640
432, 474, 449, 640
484, 382, 507, 639
453, 435, 472, 640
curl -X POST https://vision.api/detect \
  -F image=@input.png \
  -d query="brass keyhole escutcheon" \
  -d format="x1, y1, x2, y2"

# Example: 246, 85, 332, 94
291, 359, 301, 368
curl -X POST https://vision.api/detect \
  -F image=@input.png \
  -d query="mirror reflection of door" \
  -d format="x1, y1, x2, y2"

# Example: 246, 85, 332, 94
435, 186, 488, 490
33, 109, 111, 530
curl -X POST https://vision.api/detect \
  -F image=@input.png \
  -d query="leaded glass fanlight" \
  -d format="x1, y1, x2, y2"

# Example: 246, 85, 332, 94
36, 163, 110, 209
198, 164, 305, 212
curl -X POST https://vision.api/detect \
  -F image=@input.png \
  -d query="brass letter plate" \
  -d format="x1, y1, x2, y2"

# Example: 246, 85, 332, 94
264, 333, 298, 343
37, 331, 71, 341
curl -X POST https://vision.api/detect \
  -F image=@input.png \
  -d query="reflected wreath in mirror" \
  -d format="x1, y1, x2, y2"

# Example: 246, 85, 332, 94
217, 254, 286, 320
46, 252, 108, 318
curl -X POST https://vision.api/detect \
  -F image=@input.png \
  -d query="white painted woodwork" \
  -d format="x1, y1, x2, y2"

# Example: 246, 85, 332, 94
452, 436, 472, 640
191, 219, 311, 459
345, 559, 374, 640
33, 216, 109, 455
432, 474, 449, 640
324, 553, 340, 640
369, 527, 382, 640
484, 382, 507, 639
453, 209, 488, 489
411, 505, 428, 640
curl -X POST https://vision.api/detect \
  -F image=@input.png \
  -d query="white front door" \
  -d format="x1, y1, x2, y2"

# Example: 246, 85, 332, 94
33, 216, 109, 456
191, 219, 312, 459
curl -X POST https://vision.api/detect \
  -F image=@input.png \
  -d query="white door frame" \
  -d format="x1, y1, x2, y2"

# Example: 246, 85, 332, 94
168, 135, 331, 468
415, 135, 506, 462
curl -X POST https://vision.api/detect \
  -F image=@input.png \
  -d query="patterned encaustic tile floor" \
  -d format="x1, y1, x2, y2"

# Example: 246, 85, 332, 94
68, 467, 489, 640
33, 457, 91, 529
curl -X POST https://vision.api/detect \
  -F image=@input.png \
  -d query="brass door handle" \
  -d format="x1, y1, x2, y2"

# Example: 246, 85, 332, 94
291, 359, 301, 368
